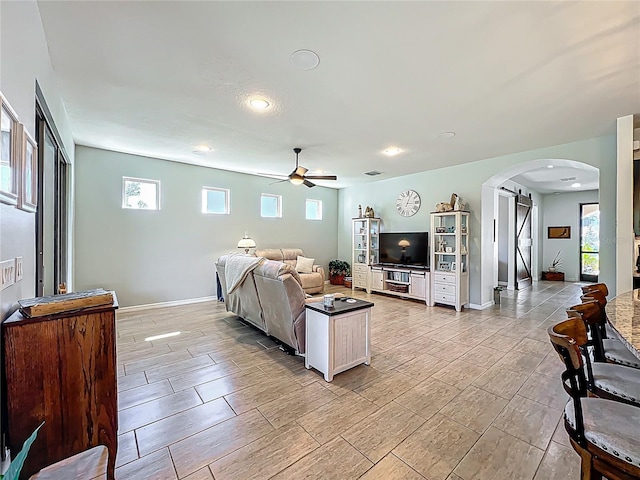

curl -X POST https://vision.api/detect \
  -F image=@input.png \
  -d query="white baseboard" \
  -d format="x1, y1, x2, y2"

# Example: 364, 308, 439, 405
469, 301, 494, 310
119, 295, 218, 313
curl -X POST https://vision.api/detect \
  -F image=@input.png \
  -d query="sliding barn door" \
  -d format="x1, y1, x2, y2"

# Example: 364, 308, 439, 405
515, 194, 532, 289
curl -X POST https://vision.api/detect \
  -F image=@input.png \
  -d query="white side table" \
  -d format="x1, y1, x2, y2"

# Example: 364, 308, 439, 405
305, 299, 373, 382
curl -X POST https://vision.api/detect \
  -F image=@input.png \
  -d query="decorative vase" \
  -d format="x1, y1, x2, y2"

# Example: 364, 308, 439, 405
358, 204, 363, 218
548, 267, 556, 272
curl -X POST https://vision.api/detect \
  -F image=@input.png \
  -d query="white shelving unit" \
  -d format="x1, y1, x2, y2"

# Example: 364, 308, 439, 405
370, 265, 430, 305
352, 217, 380, 292
429, 211, 470, 311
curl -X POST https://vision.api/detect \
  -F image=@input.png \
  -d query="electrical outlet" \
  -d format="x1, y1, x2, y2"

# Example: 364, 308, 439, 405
0, 259, 16, 291
15, 257, 23, 282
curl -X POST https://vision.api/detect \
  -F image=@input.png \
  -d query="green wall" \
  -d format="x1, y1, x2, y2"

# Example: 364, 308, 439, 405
74, 146, 339, 307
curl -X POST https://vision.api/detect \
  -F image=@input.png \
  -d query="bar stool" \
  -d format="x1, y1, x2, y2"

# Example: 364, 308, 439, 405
581, 283, 609, 297
580, 289, 619, 340
548, 318, 640, 480
570, 301, 640, 370
562, 309, 640, 407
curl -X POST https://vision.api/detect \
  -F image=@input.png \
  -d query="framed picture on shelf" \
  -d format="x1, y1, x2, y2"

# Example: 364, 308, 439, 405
435, 226, 447, 233
17, 124, 37, 212
437, 261, 451, 271
451, 262, 464, 272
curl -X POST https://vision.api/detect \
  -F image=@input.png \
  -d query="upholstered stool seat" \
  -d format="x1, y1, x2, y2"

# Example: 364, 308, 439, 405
591, 363, 640, 405
605, 323, 620, 340
565, 398, 640, 469
603, 339, 640, 369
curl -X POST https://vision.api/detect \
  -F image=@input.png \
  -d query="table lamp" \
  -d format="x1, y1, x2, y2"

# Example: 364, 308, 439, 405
237, 232, 256, 254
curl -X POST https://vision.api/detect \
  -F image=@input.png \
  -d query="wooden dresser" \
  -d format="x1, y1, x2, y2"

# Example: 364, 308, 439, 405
3, 295, 118, 480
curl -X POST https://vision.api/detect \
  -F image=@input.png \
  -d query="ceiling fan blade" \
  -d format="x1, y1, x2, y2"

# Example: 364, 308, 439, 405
270, 179, 289, 185
304, 175, 337, 181
295, 166, 308, 176
303, 179, 316, 188
257, 172, 288, 179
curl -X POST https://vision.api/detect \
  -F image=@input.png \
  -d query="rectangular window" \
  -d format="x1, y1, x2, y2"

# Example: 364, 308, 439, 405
122, 177, 160, 210
306, 199, 322, 220
202, 187, 229, 214
261, 193, 282, 218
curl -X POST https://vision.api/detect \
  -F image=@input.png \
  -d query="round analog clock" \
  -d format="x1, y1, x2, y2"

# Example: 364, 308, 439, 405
396, 190, 421, 217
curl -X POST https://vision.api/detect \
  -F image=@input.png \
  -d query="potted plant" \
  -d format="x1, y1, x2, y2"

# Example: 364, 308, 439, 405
328, 260, 350, 285
549, 251, 562, 272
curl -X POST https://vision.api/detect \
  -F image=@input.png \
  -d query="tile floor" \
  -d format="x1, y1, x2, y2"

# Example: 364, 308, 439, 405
113, 281, 587, 479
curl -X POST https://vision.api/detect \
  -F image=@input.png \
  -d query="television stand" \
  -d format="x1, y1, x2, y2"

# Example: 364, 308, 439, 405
369, 265, 431, 305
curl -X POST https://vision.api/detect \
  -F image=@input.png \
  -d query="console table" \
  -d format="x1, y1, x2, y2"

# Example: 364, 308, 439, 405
541, 271, 565, 281
4, 295, 118, 479
305, 299, 373, 381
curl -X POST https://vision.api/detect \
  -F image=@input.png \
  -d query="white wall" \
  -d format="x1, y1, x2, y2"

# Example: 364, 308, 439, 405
0, 0, 75, 319
541, 190, 599, 281
339, 135, 616, 307
74, 146, 339, 307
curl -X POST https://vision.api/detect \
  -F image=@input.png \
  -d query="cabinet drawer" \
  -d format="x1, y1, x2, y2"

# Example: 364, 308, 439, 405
433, 273, 456, 284
353, 264, 368, 274
433, 283, 455, 295
354, 279, 367, 287
354, 272, 367, 282
433, 292, 455, 304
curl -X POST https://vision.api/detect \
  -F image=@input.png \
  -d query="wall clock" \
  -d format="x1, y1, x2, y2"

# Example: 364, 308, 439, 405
396, 190, 421, 217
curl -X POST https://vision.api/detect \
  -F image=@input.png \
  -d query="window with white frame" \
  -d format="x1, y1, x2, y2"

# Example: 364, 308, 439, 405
202, 186, 229, 214
261, 193, 282, 218
306, 199, 322, 220
122, 177, 160, 210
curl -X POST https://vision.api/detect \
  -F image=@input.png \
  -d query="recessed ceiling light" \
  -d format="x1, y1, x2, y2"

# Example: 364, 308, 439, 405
290, 49, 320, 70
547, 165, 554, 169
438, 132, 456, 139
194, 144, 212, 152
249, 98, 270, 110
383, 147, 402, 156
571, 182, 581, 188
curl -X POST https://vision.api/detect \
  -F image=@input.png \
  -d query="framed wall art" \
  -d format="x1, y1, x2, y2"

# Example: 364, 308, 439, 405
17, 124, 37, 212
437, 261, 451, 271
548, 226, 571, 239
0, 93, 20, 206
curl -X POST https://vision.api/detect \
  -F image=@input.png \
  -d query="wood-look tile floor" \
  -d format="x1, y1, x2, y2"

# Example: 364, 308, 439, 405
113, 281, 587, 480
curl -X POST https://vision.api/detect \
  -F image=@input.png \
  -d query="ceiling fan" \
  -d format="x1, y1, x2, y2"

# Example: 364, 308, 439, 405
263, 148, 337, 188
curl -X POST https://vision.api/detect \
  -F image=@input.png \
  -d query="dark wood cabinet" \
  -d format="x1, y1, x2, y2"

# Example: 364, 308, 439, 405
542, 271, 565, 281
3, 296, 118, 479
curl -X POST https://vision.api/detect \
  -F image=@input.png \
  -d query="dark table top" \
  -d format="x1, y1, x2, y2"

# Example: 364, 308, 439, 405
605, 289, 640, 360
306, 298, 374, 316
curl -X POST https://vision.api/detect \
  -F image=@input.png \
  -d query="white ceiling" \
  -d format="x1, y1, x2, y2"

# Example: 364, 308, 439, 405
37, 1, 640, 188
511, 162, 599, 194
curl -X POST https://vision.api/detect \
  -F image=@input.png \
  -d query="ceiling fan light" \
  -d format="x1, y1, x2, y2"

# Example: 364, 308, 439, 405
289, 175, 304, 185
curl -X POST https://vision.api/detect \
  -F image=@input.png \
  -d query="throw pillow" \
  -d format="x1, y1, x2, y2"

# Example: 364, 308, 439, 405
296, 256, 315, 274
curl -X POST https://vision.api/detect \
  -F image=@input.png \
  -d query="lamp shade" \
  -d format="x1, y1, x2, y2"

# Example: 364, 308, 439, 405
398, 239, 411, 247
237, 232, 256, 253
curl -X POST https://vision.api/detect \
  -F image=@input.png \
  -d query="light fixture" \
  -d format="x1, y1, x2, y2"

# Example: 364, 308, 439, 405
249, 98, 270, 110
237, 232, 257, 254
194, 144, 212, 152
571, 182, 581, 188
547, 165, 554, 169
383, 147, 402, 156
290, 49, 320, 70
438, 132, 456, 139
289, 174, 304, 186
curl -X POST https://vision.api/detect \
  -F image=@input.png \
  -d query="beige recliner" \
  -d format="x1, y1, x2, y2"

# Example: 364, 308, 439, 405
255, 248, 325, 294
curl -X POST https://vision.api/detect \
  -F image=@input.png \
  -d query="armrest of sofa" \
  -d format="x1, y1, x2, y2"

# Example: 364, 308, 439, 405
312, 265, 325, 279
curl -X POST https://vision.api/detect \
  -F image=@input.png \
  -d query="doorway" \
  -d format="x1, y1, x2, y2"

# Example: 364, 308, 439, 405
580, 202, 599, 282
35, 102, 69, 296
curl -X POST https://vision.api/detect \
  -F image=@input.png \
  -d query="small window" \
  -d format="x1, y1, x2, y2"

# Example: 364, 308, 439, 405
122, 177, 160, 210
306, 199, 322, 220
202, 187, 229, 214
261, 193, 282, 218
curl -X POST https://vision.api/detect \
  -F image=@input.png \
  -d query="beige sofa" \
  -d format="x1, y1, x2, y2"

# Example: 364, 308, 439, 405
216, 254, 310, 353
255, 248, 324, 294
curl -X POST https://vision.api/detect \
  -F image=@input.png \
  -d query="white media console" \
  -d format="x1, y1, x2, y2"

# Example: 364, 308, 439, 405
369, 264, 431, 305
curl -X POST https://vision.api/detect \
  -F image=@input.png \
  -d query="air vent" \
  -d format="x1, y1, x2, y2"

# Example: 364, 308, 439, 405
560, 177, 577, 182
364, 170, 383, 176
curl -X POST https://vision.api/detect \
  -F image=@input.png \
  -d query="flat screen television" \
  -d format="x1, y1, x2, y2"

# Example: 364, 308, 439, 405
379, 232, 429, 267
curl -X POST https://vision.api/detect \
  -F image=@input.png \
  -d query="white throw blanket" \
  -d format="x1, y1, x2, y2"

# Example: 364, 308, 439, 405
225, 254, 265, 294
